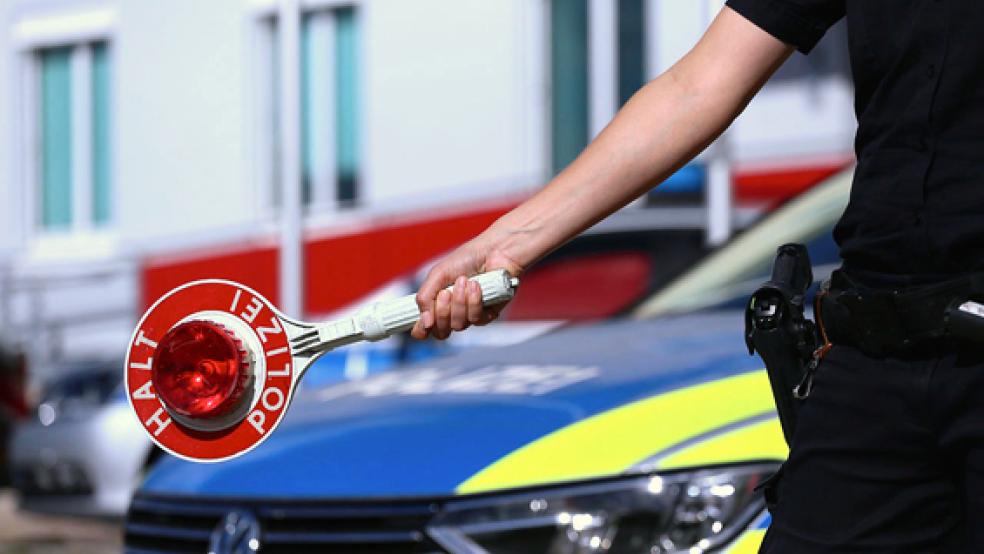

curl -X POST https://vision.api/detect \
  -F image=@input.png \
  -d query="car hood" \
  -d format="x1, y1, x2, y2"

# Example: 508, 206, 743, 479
142, 311, 783, 499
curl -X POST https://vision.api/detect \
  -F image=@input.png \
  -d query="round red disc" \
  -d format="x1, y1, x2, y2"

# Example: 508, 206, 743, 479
125, 280, 295, 462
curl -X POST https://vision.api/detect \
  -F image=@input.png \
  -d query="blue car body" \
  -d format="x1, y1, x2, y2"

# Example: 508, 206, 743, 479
143, 313, 770, 499
130, 312, 785, 553
127, 171, 854, 553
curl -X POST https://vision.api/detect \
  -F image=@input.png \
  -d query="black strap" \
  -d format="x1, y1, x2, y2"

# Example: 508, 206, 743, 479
822, 270, 984, 356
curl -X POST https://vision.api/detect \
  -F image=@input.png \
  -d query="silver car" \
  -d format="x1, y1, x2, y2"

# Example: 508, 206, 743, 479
10, 361, 157, 518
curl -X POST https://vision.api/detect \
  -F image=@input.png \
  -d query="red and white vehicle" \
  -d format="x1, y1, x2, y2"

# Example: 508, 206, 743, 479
0, 1, 854, 379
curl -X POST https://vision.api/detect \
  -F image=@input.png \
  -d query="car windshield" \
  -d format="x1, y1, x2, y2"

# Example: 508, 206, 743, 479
634, 168, 853, 318
41, 362, 122, 406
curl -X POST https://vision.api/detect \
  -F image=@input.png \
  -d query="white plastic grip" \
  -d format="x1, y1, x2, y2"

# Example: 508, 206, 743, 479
356, 269, 518, 341
468, 269, 520, 306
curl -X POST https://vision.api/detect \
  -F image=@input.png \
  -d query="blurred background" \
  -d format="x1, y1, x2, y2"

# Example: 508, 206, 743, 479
0, 0, 854, 552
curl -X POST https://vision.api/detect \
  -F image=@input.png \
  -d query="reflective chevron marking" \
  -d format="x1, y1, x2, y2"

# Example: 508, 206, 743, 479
456, 370, 776, 494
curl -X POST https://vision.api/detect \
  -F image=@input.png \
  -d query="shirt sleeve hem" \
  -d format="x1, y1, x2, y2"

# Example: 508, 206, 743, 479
725, 0, 827, 54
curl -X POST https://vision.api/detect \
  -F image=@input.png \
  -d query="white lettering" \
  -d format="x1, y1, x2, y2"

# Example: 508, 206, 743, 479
247, 409, 266, 435
261, 387, 285, 411
240, 297, 263, 324
144, 407, 172, 437
132, 381, 156, 400
439, 366, 500, 393
397, 369, 443, 395
490, 365, 553, 394
268, 362, 291, 378
316, 365, 601, 400
130, 356, 153, 371
266, 346, 288, 357
230, 289, 242, 312
134, 329, 158, 349
527, 366, 600, 396
256, 317, 282, 343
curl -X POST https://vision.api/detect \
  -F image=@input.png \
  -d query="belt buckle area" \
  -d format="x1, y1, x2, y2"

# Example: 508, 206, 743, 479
837, 290, 908, 356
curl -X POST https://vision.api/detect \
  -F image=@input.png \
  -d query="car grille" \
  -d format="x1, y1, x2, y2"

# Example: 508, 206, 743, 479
125, 493, 446, 553
12, 462, 93, 496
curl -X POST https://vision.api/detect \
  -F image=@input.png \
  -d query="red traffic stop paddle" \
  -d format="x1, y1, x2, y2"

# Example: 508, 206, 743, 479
125, 270, 518, 463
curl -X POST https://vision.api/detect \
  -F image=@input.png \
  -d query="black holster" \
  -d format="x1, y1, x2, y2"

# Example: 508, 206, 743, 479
744, 244, 819, 446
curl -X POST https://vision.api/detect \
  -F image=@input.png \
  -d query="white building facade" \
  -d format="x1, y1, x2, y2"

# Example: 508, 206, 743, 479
0, 0, 856, 375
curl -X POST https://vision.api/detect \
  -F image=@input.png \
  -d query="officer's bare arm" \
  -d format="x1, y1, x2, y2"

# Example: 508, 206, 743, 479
412, 6, 794, 340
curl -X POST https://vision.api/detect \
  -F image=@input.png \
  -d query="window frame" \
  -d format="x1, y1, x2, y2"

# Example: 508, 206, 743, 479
11, 7, 117, 253
248, 0, 366, 224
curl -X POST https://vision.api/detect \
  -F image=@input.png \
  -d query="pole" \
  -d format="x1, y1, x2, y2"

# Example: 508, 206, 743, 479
278, 0, 303, 316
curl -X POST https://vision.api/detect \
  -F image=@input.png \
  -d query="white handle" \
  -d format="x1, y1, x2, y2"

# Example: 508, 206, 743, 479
356, 269, 518, 340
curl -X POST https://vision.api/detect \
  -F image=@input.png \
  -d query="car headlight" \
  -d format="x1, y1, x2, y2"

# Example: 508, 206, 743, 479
428, 463, 775, 554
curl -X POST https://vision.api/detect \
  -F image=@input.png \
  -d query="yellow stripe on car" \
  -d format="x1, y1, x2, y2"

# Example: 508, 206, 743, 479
725, 529, 766, 553
457, 370, 776, 494
655, 416, 787, 471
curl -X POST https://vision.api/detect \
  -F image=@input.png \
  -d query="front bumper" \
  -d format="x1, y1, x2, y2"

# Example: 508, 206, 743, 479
11, 403, 151, 517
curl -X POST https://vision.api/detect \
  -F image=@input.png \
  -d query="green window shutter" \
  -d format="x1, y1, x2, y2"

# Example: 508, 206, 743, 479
286, 9, 359, 209
91, 42, 112, 225
335, 6, 359, 205
618, 0, 646, 106
40, 47, 74, 229
301, 14, 315, 206
550, 0, 590, 175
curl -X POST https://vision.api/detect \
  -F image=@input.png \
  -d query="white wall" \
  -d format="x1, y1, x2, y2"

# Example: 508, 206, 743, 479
3, 0, 855, 257
648, 0, 708, 76
735, 77, 855, 162
363, 0, 546, 208
0, 3, 12, 258
113, 0, 547, 245
0, 0, 859, 371
646, 0, 854, 165
114, 0, 254, 244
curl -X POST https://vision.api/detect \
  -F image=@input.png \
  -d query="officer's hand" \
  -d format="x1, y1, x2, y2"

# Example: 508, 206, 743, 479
411, 236, 524, 340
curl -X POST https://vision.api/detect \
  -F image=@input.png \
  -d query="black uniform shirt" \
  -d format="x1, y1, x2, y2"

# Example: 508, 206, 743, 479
726, 0, 984, 279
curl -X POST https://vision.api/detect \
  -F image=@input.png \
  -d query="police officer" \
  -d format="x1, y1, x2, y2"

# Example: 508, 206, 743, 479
413, 2, 984, 551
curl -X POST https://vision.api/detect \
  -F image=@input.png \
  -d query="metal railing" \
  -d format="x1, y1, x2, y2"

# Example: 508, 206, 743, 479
0, 259, 137, 381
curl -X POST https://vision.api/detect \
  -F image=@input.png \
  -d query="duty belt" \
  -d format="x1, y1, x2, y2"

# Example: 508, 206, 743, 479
820, 269, 984, 357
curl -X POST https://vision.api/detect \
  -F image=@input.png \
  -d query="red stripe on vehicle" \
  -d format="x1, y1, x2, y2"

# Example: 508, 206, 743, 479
503, 251, 651, 320
140, 160, 850, 315
734, 159, 850, 207
140, 204, 513, 314
303, 206, 512, 314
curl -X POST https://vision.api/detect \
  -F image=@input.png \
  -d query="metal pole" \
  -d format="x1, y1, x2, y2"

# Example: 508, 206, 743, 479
705, 136, 733, 245
279, 0, 303, 317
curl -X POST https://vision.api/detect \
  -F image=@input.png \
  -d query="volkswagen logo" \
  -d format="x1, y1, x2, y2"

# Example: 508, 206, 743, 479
208, 509, 262, 554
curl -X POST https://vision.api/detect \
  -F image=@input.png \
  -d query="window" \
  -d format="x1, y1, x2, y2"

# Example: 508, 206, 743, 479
550, 0, 589, 175
264, 6, 361, 212
91, 43, 112, 224
549, 0, 648, 175
302, 7, 360, 208
617, 0, 646, 107
39, 47, 72, 228
36, 41, 112, 232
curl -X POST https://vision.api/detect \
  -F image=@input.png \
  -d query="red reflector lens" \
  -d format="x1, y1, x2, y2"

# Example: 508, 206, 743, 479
152, 321, 250, 419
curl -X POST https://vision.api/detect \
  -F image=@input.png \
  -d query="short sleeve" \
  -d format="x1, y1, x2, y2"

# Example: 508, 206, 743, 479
725, 0, 845, 54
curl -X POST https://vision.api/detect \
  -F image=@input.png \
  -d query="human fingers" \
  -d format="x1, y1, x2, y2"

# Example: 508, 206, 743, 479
476, 303, 503, 326
465, 280, 483, 325
416, 265, 454, 333
449, 276, 469, 332
410, 309, 434, 339
432, 289, 453, 340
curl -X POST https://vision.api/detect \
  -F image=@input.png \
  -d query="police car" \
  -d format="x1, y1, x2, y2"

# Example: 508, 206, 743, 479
123, 170, 850, 554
